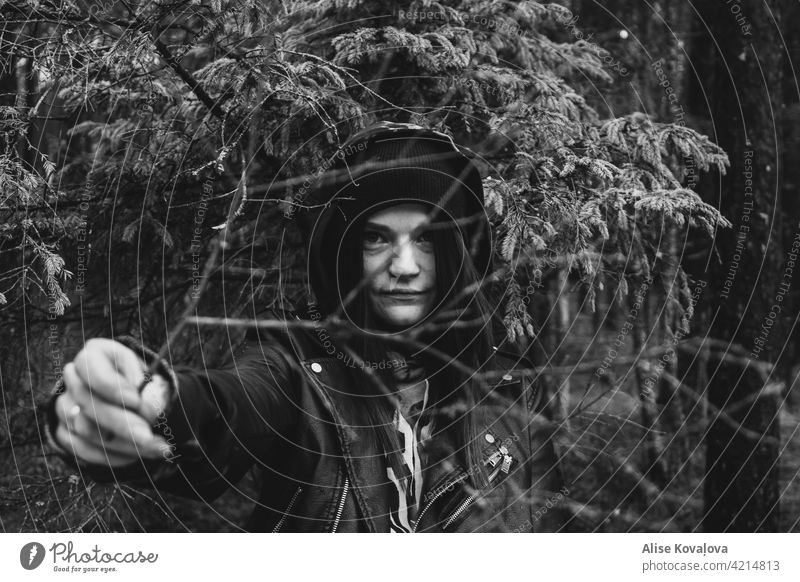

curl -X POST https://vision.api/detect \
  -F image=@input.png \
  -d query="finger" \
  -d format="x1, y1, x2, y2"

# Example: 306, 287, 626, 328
54, 391, 73, 425
64, 363, 97, 410
73, 413, 170, 458
138, 374, 172, 424
67, 362, 142, 429
54, 392, 81, 433
54, 380, 173, 464
55, 391, 168, 459
65, 365, 173, 459
106, 339, 149, 390
68, 376, 164, 454
60, 367, 110, 437
60, 363, 86, 403
71, 409, 112, 443
57, 416, 170, 462
55, 425, 140, 467
65, 359, 141, 412
72, 341, 143, 409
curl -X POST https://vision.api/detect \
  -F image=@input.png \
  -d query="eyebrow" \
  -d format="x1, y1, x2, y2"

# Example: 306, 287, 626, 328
362, 222, 435, 242
363, 220, 433, 233
363, 221, 393, 233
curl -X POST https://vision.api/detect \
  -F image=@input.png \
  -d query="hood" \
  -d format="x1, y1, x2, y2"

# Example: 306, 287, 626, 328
297, 122, 492, 315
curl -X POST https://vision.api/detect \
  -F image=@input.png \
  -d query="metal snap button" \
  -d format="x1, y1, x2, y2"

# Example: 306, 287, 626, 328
485, 433, 496, 444
311, 362, 322, 373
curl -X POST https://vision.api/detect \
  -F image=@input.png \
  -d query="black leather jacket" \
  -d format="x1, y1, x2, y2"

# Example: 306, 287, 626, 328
46, 320, 568, 533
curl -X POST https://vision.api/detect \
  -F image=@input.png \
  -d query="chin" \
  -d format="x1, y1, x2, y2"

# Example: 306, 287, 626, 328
376, 306, 427, 330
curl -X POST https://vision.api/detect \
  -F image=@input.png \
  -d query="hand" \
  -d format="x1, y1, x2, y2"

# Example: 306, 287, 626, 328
53, 338, 173, 467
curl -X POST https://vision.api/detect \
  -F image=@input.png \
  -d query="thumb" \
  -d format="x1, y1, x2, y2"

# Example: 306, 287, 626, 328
138, 373, 172, 425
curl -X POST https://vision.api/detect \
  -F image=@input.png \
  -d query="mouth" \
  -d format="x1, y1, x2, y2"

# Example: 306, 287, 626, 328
379, 290, 432, 301
380, 289, 430, 295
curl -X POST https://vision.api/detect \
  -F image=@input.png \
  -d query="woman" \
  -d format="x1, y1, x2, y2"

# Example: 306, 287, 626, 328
46, 122, 567, 532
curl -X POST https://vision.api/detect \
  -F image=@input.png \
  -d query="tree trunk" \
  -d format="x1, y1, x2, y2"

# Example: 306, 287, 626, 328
555, 269, 572, 431
687, 0, 785, 532
778, 0, 800, 409
656, 229, 688, 478
630, 278, 668, 486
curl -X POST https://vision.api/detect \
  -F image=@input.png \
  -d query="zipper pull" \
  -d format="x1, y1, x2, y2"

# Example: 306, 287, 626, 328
488, 463, 504, 482
501, 453, 513, 474
485, 450, 503, 468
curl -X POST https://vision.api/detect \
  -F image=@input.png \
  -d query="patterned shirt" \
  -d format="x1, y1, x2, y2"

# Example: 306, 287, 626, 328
386, 378, 436, 533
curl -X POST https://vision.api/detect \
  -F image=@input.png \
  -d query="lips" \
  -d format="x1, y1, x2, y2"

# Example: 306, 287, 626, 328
379, 290, 431, 296
379, 290, 432, 301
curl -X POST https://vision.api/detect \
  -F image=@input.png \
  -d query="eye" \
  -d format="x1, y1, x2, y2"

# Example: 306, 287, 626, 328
416, 230, 434, 248
362, 230, 387, 250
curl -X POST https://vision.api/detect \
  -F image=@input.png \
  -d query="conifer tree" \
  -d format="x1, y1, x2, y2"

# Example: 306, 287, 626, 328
0, 0, 733, 531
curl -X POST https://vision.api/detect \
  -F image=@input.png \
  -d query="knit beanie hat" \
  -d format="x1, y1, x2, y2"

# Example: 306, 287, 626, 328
331, 135, 468, 222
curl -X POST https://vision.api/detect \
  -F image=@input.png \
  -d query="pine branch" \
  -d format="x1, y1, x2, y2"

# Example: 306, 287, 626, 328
151, 36, 227, 121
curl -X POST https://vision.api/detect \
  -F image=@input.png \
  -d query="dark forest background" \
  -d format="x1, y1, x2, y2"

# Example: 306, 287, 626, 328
1, 0, 798, 532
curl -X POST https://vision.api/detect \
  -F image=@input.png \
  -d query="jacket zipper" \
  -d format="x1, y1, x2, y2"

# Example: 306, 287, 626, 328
443, 491, 481, 529
331, 477, 349, 533
272, 485, 302, 533
442, 446, 514, 530
412, 471, 470, 532
414, 436, 516, 532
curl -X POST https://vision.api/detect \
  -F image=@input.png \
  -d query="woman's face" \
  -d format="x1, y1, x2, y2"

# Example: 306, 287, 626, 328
361, 203, 437, 330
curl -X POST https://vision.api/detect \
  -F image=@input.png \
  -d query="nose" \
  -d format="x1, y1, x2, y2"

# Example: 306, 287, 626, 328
388, 238, 420, 279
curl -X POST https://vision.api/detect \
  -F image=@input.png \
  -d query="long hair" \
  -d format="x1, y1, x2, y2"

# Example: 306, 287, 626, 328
332, 209, 495, 492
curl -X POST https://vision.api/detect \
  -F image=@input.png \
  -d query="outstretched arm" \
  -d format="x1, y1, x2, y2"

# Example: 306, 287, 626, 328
46, 333, 301, 501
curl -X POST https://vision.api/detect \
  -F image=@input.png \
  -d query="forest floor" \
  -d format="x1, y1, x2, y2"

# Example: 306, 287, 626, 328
552, 307, 799, 532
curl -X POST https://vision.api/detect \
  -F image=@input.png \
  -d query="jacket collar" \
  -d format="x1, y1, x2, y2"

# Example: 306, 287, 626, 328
301, 357, 392, 533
